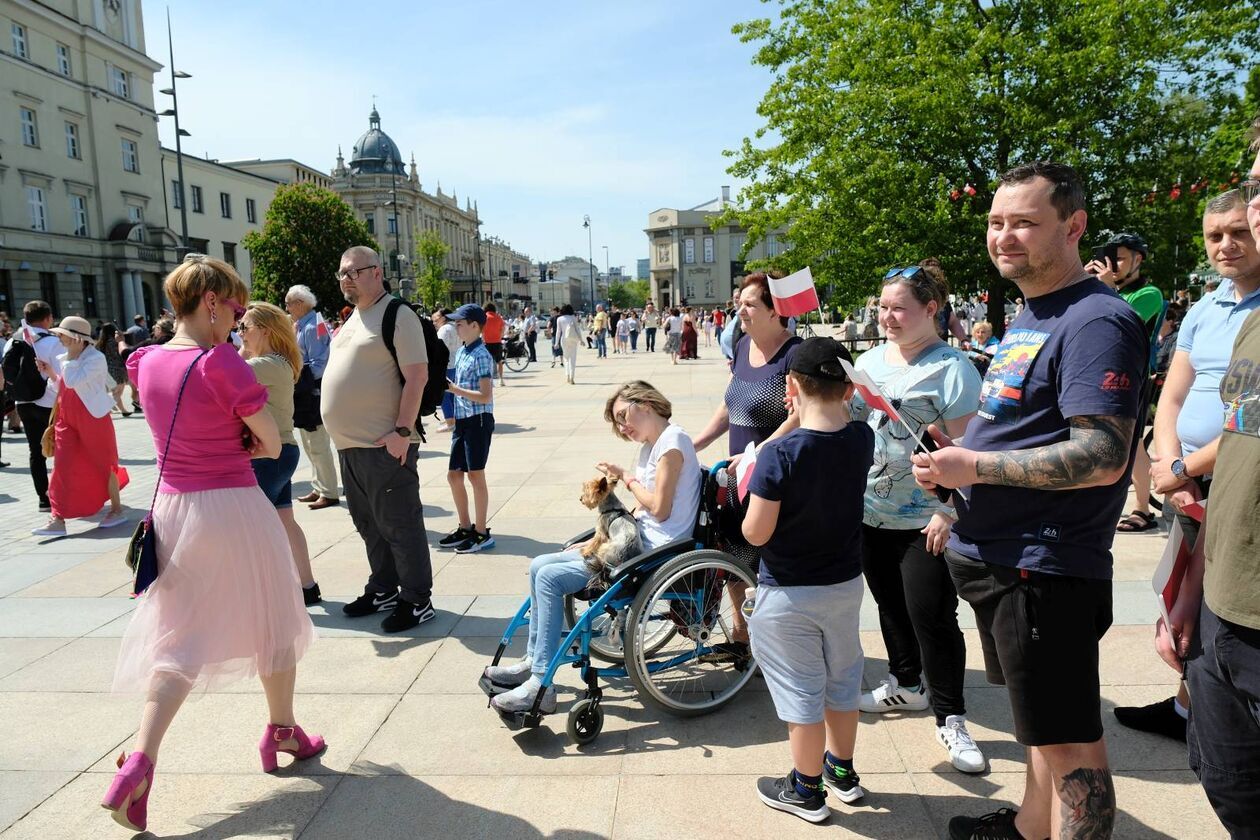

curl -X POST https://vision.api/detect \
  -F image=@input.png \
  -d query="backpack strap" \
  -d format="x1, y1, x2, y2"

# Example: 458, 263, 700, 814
381, 296, 404, 385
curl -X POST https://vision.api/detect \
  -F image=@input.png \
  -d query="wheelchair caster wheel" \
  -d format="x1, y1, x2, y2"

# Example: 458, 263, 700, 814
566, 698, 604, 745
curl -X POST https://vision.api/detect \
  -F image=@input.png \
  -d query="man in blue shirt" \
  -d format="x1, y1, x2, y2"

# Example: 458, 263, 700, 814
441, 304, 496, 554
912, 162, 1146, 840
285, 284, 340, 509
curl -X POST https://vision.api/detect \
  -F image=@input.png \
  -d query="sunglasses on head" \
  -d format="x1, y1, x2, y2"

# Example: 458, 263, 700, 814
884, 266, 927, 284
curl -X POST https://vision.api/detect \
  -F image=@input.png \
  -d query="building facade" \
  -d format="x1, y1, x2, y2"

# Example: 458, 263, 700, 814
480, 234, 534, 314
645, 186, 786, 307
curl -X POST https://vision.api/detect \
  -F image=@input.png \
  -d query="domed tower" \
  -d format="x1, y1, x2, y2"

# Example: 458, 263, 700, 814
348, 108, 407, 176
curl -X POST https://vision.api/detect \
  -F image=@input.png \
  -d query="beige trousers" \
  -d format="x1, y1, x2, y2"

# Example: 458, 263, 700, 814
298, 425, 340, 499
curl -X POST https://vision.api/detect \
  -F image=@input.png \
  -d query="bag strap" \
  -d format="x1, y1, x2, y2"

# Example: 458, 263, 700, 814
144, 349, 208, 522
382, 296, 403, 384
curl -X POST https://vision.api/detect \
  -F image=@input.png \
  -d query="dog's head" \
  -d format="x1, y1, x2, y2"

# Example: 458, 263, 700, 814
579, 474, 619, 509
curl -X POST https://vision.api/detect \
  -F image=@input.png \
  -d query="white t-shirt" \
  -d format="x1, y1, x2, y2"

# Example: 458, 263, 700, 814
667, 315, 683, 334
635, 423, 702, 549
437, 322, 461, 362
556, 314, 581, 346
4, 323, 61, 408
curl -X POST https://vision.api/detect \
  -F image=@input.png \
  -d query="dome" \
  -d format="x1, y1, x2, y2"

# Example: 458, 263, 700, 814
349, 108, 406, 176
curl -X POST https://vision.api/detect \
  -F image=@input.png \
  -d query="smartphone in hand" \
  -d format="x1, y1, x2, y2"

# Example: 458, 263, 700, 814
915, 429, 954, 503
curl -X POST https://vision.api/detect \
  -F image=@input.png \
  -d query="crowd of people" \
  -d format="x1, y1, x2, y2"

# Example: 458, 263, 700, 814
2, 126, 1258, 839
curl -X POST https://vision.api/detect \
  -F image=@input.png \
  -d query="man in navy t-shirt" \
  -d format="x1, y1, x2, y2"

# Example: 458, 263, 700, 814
912, 162, 1146, 840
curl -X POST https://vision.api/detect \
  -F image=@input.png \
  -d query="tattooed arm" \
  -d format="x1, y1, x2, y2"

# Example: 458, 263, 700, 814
1057, 767, 1116, 839
974, 415, 1135, 490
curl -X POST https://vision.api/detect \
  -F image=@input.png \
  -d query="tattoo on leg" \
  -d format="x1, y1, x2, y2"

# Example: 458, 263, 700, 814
1056, 767, 1116, 839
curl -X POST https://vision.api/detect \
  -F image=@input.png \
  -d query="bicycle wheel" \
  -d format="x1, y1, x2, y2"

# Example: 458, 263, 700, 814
624, 550, 758, 717
505, 352, 530, 373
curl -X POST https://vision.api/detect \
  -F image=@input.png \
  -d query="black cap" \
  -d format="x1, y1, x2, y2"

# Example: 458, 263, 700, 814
788, 337, 853, 382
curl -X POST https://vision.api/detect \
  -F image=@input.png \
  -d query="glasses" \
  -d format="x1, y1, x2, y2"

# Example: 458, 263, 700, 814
226, 301, 247, 321
613, 403, 635, 427
1241, 179, 1260, 205
884, 266, 927, 284
336, 264, 378, 281
237, 321, 253, 333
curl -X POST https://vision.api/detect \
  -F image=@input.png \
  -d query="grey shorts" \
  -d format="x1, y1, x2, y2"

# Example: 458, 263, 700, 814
748, 576, 865, 724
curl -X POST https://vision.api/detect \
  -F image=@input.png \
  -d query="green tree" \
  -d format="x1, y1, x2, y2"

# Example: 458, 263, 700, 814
242, 182, 377, 308
723, 0, 1260, 328
608, 279, 651, 310
414, 228, 452, 310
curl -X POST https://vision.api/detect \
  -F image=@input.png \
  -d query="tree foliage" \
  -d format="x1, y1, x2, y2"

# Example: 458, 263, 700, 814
723, 0, 1260, 316
414, 228, 452, 310
608, 279, 652, 310
242, 183, 378, 309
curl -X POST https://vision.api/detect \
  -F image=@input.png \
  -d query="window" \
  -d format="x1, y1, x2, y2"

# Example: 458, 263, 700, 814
766, 234, 782, 258
121, 138, 138, 172
729, 233, 746, 258
20, 107, 37, 146
56, 43, 71, 76
26, 186, 46, 231
387, 215, 397, 235
246, 197, 256, 223
190, 185, 203, 213
39, 273, 58, 312
219, 192, 231, 218
703, 236, 715, 263
656, 244, 670, 266
365, 215, 375, 235
222, 242, 237, 268
684, 237, 695, 264
11, 23, 27, 58
65, 122, 80, 159
80, 276, 98, 318
127, 205, 143, 241
109, 66, 129, 98
70, 194, 88, 237
171, 180, 183, 209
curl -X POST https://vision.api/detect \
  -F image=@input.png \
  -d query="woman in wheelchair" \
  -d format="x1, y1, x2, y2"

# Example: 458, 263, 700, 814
484, 380, 702, 714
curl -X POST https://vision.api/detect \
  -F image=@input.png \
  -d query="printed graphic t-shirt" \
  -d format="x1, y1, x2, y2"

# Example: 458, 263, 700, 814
948, 277, 1147, 580
1204, 309, 1260, 629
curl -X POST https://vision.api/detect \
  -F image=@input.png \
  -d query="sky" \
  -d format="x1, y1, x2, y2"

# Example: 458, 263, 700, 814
143, 0, 777, 274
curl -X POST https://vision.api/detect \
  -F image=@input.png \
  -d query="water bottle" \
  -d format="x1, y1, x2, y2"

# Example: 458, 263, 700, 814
741, 587, 757, 619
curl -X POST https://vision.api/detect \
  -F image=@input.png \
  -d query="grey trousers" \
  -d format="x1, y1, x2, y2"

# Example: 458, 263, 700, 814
298, 425, 340, 499
340, 445, 433, 604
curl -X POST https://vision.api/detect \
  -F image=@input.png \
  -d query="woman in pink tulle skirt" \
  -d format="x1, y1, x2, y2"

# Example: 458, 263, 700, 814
102, 256, 324, 833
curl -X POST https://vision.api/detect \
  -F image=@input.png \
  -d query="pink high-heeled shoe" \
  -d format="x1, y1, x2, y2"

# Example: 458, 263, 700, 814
258, 724, 326, 773
101, 751, 154, 832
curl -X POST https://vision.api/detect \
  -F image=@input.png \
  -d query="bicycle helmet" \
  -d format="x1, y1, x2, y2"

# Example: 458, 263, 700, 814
1103, 231, 1149, 257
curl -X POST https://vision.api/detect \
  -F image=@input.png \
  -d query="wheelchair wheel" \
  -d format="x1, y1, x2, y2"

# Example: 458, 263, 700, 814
566, 698, 604, 745
624, 549, 758, 717
505, 350, 530, 373
563, 593, 676, 664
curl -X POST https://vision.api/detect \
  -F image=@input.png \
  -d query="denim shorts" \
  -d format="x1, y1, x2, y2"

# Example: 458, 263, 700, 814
252, 443, 300, 509
450, 414, 495, 472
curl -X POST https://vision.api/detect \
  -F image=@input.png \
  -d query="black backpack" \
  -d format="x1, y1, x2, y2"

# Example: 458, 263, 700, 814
1, 331, 51, 402
291, 364, 322, 432
382, 297, 450, 440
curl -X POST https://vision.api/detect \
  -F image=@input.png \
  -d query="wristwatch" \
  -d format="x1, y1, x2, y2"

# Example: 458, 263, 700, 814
1170, 458, 1188, 480
394, 426, 412, 438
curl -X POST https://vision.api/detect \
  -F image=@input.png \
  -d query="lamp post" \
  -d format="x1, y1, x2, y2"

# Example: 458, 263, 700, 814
583, 215, 595, 312
158, 8, 191, 255
385, 162, 402, 288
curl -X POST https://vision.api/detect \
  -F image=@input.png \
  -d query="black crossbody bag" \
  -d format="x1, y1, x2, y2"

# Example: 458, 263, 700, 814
125, 350, 207, 595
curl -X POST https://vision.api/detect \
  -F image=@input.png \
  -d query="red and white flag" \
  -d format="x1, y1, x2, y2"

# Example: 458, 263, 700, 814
735, 441, 758, 502
315, 313, 331, 341
839, 358, 902, 423
1152, 500, 1207, 625
768, 267, 821, 318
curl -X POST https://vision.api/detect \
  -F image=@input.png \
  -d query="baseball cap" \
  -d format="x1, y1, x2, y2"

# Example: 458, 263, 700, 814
451, 303, 487, 325
788, 337, 852, 382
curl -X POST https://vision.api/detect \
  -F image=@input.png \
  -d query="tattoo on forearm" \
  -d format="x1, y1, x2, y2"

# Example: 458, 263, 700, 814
975, 416, 1134, 490
1057, 767, 1116, 839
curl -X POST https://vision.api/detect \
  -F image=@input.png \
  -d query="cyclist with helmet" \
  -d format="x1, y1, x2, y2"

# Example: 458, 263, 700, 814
1086, 231, 1167, 533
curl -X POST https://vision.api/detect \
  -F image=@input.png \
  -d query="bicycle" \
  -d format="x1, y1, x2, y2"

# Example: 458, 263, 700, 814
504, 333, 531, 373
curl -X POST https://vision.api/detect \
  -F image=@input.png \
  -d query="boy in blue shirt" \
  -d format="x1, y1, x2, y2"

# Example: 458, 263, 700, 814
742, 337, 875, 824
441, 304, 496, 554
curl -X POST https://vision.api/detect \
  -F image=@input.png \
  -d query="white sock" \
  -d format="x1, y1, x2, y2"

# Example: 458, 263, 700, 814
1173, 697, 1189, 719
501, 658, 532, 675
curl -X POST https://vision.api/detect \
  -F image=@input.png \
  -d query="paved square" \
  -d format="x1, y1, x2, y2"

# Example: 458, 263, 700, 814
0, 341, 1220, 838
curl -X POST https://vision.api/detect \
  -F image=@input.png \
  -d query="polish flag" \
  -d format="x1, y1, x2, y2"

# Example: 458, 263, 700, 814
768, 267, 821, 318
1152, 500, 1207, 625
735, 441, 758, 502
839, 359, 902, 423
315, 314, 330, 341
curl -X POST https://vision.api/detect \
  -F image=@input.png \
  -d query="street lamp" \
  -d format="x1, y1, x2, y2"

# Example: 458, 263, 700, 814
158, 8, 191, 254
583, 215, 595, 312
602, 245, 609, 282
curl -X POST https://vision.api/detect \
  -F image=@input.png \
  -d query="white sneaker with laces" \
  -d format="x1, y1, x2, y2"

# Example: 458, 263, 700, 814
859, 674, 930, 713
937, 715, 987, 774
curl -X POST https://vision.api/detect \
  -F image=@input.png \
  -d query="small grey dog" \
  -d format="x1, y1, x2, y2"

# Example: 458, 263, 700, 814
579, 475, 642, 582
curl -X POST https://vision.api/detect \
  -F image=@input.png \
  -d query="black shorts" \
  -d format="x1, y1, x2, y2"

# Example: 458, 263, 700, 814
449, 414, 494, 472
485, 342, 504, 363
946, 550, 1112, 746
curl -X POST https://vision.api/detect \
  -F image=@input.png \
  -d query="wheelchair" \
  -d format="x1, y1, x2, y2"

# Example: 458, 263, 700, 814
478, 462, 759, 744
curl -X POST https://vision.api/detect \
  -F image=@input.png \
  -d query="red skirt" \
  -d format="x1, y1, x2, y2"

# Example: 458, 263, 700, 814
48, 389, 126, 519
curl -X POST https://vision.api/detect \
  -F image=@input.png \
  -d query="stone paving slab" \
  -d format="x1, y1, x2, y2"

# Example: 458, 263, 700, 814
0, 343, 1222, 837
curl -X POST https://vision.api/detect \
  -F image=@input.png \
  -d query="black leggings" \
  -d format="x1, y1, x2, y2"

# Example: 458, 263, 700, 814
861, 525, 967, 723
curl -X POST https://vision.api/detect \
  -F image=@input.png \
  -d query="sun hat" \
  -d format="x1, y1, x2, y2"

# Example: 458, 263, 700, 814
50, 315, 93, 343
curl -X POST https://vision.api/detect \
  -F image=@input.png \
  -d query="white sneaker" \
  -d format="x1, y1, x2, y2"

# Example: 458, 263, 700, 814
859, 674, 930, 713
98, 511, 129, 529
937, 715, 987, 774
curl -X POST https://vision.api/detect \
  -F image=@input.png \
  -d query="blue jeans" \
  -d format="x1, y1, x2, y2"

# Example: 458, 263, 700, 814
525, 549, 590, 677
594, 329, 608, 358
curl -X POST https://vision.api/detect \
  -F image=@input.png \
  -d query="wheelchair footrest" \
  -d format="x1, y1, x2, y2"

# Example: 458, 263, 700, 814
478, 673, 514, 698
496, 707, 545, 731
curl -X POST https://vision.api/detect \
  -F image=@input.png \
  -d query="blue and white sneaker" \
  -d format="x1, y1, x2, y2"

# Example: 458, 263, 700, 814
455, 529, 495, 554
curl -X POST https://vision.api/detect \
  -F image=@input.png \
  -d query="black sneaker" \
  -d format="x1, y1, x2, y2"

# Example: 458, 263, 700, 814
439, 527, 473, 548
756, 772, 829, 823
822, 763, 865, 803
454, 529, 496, 554
381, 598, 435, 633
303, 583, 323, 607
38, 500, 51, 512
948, 808, 1031, 840
342, 588, 398, 617
1113, 696, 1187, 743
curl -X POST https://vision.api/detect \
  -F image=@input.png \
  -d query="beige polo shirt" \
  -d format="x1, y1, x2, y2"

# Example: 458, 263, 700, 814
321, 294, 428, 450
